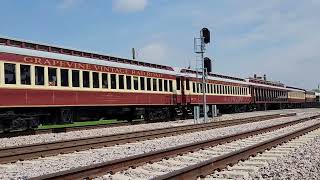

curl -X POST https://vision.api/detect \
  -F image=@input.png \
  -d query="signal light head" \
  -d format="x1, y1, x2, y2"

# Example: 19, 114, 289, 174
201, 28, 210, 44
204, 57, 212, 73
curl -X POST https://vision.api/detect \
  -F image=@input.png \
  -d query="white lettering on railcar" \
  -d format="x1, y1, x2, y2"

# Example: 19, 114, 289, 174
23, 56, 164, 78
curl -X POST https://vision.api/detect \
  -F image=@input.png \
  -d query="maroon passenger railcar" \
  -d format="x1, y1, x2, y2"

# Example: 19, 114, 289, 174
0, 37, 317, 132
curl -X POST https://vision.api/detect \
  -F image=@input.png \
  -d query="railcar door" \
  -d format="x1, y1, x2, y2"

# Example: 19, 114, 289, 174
183, 77, 191, 104
176, 76, 185, 105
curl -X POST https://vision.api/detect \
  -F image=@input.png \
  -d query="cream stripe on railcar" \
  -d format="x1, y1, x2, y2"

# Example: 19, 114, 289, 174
0, 62, 3, 84
0, 61, 176, 94
189, 81, 251, 97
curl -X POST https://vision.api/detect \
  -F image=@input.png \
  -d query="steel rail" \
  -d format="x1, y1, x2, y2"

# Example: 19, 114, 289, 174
0, 113, 295, 164
0, 113, 297, 138
0, 113, 294, 164
0, 119, 154, 138
155, 120, 320, 180
29, 114, 320, 180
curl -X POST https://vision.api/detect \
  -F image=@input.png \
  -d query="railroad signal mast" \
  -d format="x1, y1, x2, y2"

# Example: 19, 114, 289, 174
194, 28, 211, 123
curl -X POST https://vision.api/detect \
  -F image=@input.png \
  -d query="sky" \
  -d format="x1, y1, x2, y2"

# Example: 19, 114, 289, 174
0, 0, 319, 90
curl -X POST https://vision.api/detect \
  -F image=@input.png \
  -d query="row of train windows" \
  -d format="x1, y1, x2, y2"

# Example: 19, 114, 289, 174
255, 89, 286, 97
192, 82, 248, 95
2, 63, 174, 92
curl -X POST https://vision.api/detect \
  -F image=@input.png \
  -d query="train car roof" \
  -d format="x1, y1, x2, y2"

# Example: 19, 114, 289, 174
0, 36, 309, 91
0, 36, 174, 71
0, 45, 179, 76
246, 81, 289, 90
285, 86, 305, 92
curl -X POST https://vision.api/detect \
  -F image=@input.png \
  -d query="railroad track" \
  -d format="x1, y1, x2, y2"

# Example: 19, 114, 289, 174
0, 119, 150, 138
30, 114, 320, 180
0, 113, 295, 164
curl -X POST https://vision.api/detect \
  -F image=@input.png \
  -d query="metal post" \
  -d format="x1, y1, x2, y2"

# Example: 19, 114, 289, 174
194, 28, 210, 123
201, 39, 207, 123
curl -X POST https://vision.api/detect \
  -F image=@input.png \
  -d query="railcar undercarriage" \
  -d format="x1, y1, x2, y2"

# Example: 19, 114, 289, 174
0, 102, 318, 132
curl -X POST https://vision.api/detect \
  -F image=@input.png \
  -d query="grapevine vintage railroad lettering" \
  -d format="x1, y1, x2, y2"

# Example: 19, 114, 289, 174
23, 56, 164, 78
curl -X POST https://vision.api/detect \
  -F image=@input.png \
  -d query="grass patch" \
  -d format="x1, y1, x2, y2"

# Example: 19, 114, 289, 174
37, 119, 122, 129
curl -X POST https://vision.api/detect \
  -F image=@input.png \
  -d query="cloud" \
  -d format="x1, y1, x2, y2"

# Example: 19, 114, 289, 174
58, 0, 80, 9
112, 0, 148, 13
139, 42, 168, 64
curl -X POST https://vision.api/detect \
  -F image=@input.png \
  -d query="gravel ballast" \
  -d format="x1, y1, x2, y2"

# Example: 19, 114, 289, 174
250, 133, 320, 180
0, 108, 317, 148
0, 110, 318, 179
105, 119, 320, 180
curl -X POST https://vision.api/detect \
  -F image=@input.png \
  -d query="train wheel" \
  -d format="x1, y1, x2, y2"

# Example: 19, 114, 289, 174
61, 108, 73, 123
11, 117, 28, 131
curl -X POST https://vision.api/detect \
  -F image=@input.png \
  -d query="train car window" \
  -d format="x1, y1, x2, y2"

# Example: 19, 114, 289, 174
153, 78, 157, 91
60, 69, 69, 87
169, 80, 173, 92
147, 78, 151, 91
199, 83, 203, 93
140, 77, 145, 90
20, 64, 31, 85
133, 76, 139, 90
4, 63, 16, 84
207, 84, 210, 93
35, 66, 44, 85
186, 79, 190, 90
164, 80, 168, 92
197, 83, 200, 93
102, 73, 108, 88
82, 71, 90, 88
118, 75, 124, 89
72, 70, 80, 87
111, 74, 116, 89
159, 79, 163, 91
176, 77, 181, 90
48, 68, 57, 86
210, 84, 213, 94
192, 82, 195, 93
196, 83, 199, 93
93, 72, 99, 88
213, 84, 216, 94
126, 76, 132, 90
